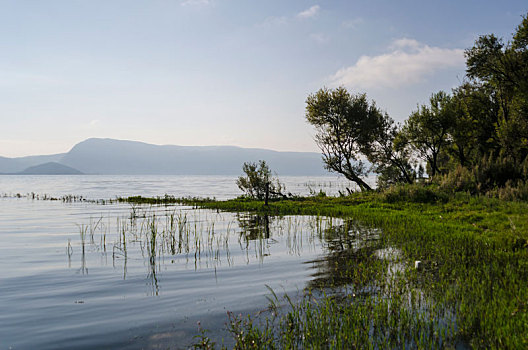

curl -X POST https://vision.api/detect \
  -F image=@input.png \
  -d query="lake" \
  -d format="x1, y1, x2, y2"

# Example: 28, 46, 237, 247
0, 175, 376, 349
0, 174, 366, 200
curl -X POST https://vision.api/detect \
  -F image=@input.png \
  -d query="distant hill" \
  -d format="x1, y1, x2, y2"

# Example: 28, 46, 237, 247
0, 138, 327, 176
0, 153, 64, 173
18, 162, 83, 175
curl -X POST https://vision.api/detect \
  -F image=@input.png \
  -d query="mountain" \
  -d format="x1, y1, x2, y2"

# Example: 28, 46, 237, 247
1, 138, 327, 176
0, 154, 65, 173
60, 138, 326, 175
18, 162, 83, 175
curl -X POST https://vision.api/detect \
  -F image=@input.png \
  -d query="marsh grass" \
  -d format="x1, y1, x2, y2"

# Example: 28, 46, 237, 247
69, 190, 528, 348
67, 205, 357, 293
165, 192, 528, 349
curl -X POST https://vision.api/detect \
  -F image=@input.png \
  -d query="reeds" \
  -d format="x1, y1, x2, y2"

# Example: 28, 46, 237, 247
66, 192, 528, 348
67, 205, 352, 284
187, 193, 528, 349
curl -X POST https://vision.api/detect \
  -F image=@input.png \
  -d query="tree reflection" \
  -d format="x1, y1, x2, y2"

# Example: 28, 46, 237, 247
306, 220, 384, 289
236, 213, 273, 241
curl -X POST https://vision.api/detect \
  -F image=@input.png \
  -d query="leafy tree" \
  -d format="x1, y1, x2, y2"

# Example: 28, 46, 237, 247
304, 13, 528, 192
305, 87, 385, 191
465, 14, 528, 162
403, 91, 455, 177
450, 82, 501, 161
366, 114, 416, 187
236, 160, 284, 199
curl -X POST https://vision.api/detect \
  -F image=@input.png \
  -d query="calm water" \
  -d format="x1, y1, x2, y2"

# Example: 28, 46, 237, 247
0, 175, 375, 349
0, 174, 365, 200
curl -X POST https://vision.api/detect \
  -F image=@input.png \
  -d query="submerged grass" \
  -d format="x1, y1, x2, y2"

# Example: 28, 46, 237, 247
118, 190, 528, 349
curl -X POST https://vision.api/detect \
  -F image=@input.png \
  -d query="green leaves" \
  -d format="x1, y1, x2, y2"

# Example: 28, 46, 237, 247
236, 160, 283, 200
305, 87, 387, 191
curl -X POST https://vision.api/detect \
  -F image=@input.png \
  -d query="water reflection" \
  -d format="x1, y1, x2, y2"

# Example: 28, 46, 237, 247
306, 221, 383, 289
2, 192, 386, 350
78, 224, 89, 275
68, 207, 387, 296
236, 213, 271, 240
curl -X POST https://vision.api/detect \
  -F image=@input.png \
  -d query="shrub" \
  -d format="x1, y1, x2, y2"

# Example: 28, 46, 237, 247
236, 160, 284, 200
382, 183, 449, 203
437, 165, 479, 194
486, 180, 528, 201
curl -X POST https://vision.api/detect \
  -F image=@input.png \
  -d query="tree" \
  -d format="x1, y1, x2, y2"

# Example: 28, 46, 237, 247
366, 113, 416, 187
403, 91, 455, 177
305, 87, 385, 191
465, 13, 528, 162
236, 160, 284, 200
449, 82, 501, 163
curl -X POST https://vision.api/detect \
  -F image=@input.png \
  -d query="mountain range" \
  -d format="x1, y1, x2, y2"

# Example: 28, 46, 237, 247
0, 138, 327, 175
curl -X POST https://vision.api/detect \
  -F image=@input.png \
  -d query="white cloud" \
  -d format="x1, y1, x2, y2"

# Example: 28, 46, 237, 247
257, 5, 320, 27
297, 5, 320, 19
329, 39, 465, 89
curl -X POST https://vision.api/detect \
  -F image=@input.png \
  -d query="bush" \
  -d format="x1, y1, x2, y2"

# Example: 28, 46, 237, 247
236, 160, 284, 200
435, 157, 528, 200
382, 183, 449, 203
486, 180, 528, 201
437, 165, 479, 194
472, 154, 528, 191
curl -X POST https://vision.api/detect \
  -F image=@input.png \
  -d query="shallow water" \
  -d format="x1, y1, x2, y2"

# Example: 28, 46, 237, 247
0, 175, 380, 349
0, 199, 325, 349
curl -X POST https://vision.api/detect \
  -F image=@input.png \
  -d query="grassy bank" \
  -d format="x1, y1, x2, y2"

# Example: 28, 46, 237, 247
120, 188, 528, 349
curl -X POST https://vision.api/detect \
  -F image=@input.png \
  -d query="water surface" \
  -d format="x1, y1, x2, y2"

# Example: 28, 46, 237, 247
0, 175, 378, 349
0, 174, 365, 200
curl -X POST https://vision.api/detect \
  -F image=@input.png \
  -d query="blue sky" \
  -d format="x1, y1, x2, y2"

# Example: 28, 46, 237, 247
1, 0, 526, 157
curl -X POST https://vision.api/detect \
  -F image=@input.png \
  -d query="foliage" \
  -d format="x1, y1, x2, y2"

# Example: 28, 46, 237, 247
227, 312, 275, 349
192, 325, 217, 350
381, 182, 449, 203
402, 91, 455, 177
464, 13, 528, 163
236, 160, 284, 200
368, 114, 417, 188
487, 180, 528, 201
376, 13, 527, 192
305, 87, 385, 191
437, 165, 479, 194
302, 15, 528, 193
187, 191, 528, 349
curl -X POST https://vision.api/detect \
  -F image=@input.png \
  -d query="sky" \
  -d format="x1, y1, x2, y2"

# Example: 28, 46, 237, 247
1, 0, 527, 157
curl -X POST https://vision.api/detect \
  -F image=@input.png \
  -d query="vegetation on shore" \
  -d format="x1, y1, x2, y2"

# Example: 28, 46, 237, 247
305, 14, 528, 195
118, 185, 528, 349
119, 14, 528, 349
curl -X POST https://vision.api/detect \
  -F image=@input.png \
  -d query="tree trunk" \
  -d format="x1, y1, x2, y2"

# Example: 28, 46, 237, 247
392, 158, 414, 184
346, 173, 372, 192
356, 177, 373, 191
344, 156, 372, 191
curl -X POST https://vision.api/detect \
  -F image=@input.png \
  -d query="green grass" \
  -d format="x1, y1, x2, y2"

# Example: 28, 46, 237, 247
119, 190, 528, 349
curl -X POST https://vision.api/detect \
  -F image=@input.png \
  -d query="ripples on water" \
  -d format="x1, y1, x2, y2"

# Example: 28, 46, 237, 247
0, 175, 380, 349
